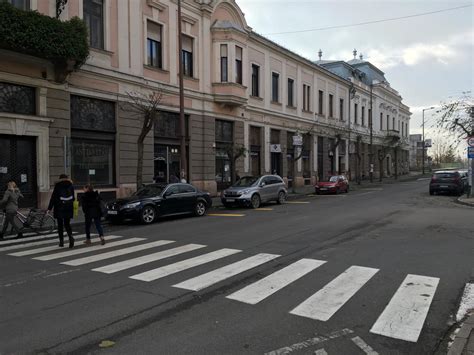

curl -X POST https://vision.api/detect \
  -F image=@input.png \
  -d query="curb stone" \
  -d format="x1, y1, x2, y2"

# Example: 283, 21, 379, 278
448, 313, 474, 355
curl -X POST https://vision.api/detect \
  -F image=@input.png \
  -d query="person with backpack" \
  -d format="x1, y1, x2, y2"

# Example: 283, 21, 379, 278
81, 185, 105, 245
0, 181, 23, 239
48, 174, 75, 248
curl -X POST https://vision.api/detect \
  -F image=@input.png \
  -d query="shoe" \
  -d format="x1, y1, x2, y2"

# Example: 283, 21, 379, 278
83, 239, 92, 245
16, 233, 23, 239
68, 237, 75, 249
0, 234, 3, 240
100, 236, 105, 245
59, 241, 64, 247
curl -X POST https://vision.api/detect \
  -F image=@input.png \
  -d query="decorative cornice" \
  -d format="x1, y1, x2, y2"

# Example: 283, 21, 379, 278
146, 0, 167, 11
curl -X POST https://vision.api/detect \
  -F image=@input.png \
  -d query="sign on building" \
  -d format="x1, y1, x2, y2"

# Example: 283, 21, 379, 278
292, 135, 303, 146
468, 147, 474, 159
424, 139, 432, 147
270, 144, 282, 153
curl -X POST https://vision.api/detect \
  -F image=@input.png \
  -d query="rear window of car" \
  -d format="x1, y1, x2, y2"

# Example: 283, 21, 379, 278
434, 172, 458, 178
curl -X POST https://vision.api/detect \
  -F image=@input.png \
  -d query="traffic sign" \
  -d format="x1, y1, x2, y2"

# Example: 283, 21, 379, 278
468, 147, 474, 159
467, 136, 474, 147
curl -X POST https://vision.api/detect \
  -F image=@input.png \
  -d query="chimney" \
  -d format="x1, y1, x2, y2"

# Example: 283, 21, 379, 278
353, 49, 357, 59
318, 49, 322, 61
359, 53, 363, 60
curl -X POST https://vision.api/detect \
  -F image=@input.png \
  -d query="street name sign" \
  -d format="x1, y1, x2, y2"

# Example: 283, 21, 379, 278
468, 147, 474, 159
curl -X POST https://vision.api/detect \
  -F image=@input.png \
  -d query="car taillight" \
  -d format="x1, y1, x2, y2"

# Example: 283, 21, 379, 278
431, 176, 436, 182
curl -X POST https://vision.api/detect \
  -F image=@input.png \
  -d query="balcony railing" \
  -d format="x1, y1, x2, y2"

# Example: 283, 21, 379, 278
385, 129, 401, 138
212, 82, 248, 107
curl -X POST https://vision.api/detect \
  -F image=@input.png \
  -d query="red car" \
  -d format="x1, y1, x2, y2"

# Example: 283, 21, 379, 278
315, 175, 349, 194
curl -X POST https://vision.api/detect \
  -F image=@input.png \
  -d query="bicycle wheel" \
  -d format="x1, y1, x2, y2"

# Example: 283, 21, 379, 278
37, 215, 56, 235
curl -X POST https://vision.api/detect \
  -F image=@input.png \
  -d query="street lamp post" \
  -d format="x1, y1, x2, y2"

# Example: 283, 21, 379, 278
177, 0, 187, 182
422, 106, 435, 174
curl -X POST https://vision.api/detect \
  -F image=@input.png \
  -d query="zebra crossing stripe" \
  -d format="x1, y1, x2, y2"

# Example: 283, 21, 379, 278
130, 248, 241, 282
370, 274, 439, 342
61, 240, 175, 266
92, 244, 207, 274
0, 232, 59, 246
7, 235, 113, 257
33, 237, 145, 261
290, 265, 379, 321
314, 349, 328, 355
174, 253, 280, 291
227, 259, 326, 304
351, 336, 379, 355
0, 233, 80, 252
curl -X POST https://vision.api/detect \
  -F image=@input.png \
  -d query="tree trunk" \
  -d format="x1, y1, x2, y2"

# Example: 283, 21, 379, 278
136, 130, 148, 189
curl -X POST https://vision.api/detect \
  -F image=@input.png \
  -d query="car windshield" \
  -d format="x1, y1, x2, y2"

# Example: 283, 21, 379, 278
233, 176, 259, 187
435, 173, 457, 178
329, 176, 339, 182
133, 186, 164, 196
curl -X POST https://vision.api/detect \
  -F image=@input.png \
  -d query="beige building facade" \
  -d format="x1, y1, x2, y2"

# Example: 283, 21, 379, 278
0, 0, 410, 208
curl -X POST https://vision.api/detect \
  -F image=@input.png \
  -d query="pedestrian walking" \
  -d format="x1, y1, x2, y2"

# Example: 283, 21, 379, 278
81, 185, 105, 245
48, 174, 75, 248
0, 181, 23, 239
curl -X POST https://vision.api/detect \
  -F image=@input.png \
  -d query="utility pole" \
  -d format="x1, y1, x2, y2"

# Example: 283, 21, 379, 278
369, 83, 373, 183
469, 106, 474, 197
348, 83, 355, 181
177, 0, 187, 182
422, 106, 435, 175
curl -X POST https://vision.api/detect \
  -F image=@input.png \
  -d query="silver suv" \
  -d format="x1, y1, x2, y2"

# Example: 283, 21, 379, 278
221, 175, 287, 209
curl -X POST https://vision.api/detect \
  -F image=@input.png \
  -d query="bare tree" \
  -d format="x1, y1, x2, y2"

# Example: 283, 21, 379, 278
121, 90, 163, 188
436, 92, 474, 142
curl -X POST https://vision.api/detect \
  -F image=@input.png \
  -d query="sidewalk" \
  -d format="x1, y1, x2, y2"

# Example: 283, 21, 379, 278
457, 195, 474, 207
448, 313, 474, 355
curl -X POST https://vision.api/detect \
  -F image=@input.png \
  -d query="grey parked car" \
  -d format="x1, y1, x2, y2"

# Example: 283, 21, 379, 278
221, 175, 287, 209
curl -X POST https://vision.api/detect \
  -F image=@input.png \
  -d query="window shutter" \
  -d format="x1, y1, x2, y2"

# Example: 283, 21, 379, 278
147, 21, 161, 42
182, 35, 193, 52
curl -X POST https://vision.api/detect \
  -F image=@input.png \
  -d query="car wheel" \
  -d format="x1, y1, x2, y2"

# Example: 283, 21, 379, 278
315, 190, 320, 195
195, 201, 207, 216
346, 186, 349, 193
276, 191, 286, 204
140, 206, 156, 224
251, 194, 261, 209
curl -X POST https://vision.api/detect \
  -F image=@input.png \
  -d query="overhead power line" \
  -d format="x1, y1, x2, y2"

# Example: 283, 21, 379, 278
262, 4, 472, 36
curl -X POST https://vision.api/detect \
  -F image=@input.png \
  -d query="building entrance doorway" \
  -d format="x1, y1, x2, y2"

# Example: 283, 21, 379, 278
0, 134, 37, 207
154, 144, 182, 183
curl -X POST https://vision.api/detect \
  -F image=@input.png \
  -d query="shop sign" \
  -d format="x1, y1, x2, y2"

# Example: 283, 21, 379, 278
292, 135, 303, 146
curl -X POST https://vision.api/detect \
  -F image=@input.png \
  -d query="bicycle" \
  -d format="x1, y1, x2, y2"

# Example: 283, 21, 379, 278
11, 209, 56, 235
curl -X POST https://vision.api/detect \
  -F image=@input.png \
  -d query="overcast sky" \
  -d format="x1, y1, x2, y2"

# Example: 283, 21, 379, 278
237, 0, 473, 143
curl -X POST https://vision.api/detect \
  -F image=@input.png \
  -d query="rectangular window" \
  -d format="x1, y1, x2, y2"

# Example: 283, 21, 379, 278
387, 115, 390, 130
393, 117, 396, 131
181, 35, 193, 77
287, 79, 294, 107
147, 21, 162, 69
361, 106, 365, 126
7, 0, 30, 10
220, 44, 228, 82
235, 46, 242, 84
368, 108, 372, 127
354, 103, 358, 124
0, 82, 35, 115
318, 90, 323, 115
251, 64, 259, 97
380, 112, 383, 130
272, 72, 279, 102
215, 120, 234, 190
84, 0, 104, 49
303, 85, 311, 111
329, 94, 334, 117
339, 98, 344, 120
71, 139, 114, 186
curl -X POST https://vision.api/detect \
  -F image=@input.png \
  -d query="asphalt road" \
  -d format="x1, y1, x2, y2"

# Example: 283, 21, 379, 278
1, 179, 473, 355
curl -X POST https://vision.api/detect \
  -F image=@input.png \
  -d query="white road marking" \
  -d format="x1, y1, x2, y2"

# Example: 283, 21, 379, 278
290, 265, 379, 321
0, 232, 59, 246
456, 283, 474, 321
7, 235, 112, 257
351, 336, 379, 355
227, 259, 326, 304
370, 274, 439, 342
173, 253, 280, 291
354, 191, 376, 196
130, 248, 241, 282
92, 244, 206, 274
61, 240, 175, 266
264, 328, 354, 355
314, 349, 328, 355
0, 233, 80, 252
32, 237, 145, 261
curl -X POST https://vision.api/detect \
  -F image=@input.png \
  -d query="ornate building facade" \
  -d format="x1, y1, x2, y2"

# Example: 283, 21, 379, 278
0, 0, 411, 208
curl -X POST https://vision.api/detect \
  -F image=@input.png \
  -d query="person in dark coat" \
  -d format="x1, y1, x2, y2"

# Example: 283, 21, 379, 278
81, 185, 105, 245
48, 174, 75, 248
0, 181, 23, 239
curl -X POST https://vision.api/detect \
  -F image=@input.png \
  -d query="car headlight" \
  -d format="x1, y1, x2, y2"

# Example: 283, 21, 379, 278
122, 202, 141, 209
240, 189, 251, 195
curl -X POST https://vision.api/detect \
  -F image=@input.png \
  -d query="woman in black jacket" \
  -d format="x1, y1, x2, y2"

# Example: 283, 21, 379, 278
81, 185, 105, 245
48, 174, 75, 248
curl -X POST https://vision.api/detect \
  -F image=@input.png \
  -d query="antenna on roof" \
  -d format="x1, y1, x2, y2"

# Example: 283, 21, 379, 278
359, 53, 363, 60
318, 49, 322, 60
353, 48, 357, 59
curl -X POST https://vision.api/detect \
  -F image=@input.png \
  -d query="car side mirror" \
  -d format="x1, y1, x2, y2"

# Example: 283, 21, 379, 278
260, 182, 266, 187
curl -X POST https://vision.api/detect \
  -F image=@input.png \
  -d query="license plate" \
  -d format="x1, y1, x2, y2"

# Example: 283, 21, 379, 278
107, 210, 118, 215
440, 185, 448, 188
320, 188, 327, 191
226, 199, 235, 202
